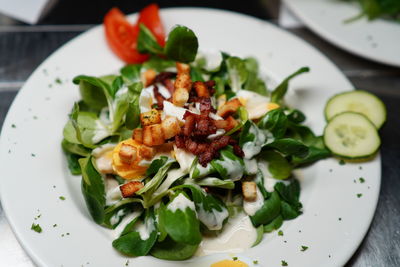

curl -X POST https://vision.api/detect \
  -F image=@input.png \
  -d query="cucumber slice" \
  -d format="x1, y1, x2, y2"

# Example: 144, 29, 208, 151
325, 90, 386, 129
323, 112, 380, 159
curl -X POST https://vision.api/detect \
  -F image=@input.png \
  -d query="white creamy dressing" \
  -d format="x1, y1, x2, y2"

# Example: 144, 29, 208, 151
136, 216, 155, 240
174, 145, 196, 173
236, 90, 272, 120
209, 112, 223, 120
195, 212, 257, 256
162, 101, 187, 121
110, 209, 126, 225
92, 144, 116, 174
153, 168, 187, 196
244, 158, 258, 175
196, 51, 223, 72
217, 157, 243, 181
91, 120, 111, 144
105, 178, 122, 206
157, 83, 171, 99
139, 87, 154, 113
167, 193, 196, 213
207, 129, 225, 140
243, 186, 264, 216
99, 107, 111, 125
138, 152, 173, 167
112, 210, 142, 238
190, 162, 213, 179
242, 124, 266, 159
197, 200, 229, 231
258, 160, 278, 192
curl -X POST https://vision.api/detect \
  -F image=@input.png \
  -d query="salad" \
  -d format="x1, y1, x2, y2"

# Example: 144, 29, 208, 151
342, 0, 400, 22
61, 4, 386, 261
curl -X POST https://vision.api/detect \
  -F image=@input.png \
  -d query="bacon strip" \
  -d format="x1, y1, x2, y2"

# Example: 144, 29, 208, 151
153, 85, 166, 110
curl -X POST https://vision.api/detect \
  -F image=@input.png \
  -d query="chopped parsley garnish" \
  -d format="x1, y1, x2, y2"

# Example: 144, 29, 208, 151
300, 245, 309, 251
53, 224, 57, 227
339, 159, 346, 165
338, 217, 342, 221
31, 223, 42, 233
253, 260, 259, 264
357, 193, 363, 198
55, 78, 62, 84
125, 260, 130, 266
11, 124, 16, 128
232, 256, 238, 261
359, 166, 363, 170
359, 177, 365, 183
281, 260, 288, 266
31, 153, 36, 157
278, 230, 284, 236
59, 196, 66, 200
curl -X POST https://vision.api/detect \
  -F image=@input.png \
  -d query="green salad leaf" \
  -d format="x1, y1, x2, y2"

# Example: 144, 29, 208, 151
165, 25, 198, 63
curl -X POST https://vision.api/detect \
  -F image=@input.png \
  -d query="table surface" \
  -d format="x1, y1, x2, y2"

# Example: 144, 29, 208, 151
0, 1, 399, 266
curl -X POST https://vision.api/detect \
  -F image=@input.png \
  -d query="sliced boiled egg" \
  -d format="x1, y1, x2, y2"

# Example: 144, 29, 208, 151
236, 90, 279, 120
112, 139, 148, 180
211, 259, 249, 267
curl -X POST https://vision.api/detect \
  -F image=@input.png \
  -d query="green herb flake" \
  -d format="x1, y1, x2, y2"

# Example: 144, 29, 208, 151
33, 116, 38, 120
66, 233, 70, 235
338, 217, 342, 221
253, 260, 259, 264
339, 159, 346, 165
59, 196, 66, 200
125, 260, 130, 266
31, 153, 36, 157
359, 177, 365, 183
232, 256, 238, 261
53, 224, 57, 227
55, 77, 62, 84
281, 260, 288, 266
61, 234, 65, 237
359, 166, 363, 170
357, 193, 363, 198
278, 230, 284, 236
31, 223, 42, 233
300, 245, 309, 252
11, 124, 16, 128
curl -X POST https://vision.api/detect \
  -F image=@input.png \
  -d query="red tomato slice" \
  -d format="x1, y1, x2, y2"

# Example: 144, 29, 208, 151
137, 3, 165, 47
104, 8, 149, 63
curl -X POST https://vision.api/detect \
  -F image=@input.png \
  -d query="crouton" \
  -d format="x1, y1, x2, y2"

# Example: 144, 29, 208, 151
172, 87, 189, 107
140, 109, 161, 126
120, 181, 144, 198
176, 62, 190, 74
118, 144, 137, 165
242, 181, 257, 202
141, 69, 157, 87
161, 116, 181, 139
217, 98, 242, 118
174, 73, 192, 92
132, 128, 143, 143
139, 145, 156, 160
143, 124, 165, 146
193, 81, 210, 97
214, 116, 238, 132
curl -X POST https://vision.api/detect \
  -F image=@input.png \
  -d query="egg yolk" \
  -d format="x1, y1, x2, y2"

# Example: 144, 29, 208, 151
211, 259, 249, 267
112, 139, 147, 180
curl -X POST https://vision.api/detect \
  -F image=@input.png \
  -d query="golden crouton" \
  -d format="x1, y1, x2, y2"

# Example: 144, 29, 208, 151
140, 109, 161, 126
214, 116, 238, 132
193, 81, 209, 97
141, 69, 157, 87
143, 124, 165, 146
174, 73, 192, 92
120, 181, 144, 198
217, 98, 242, 118
242, 181, 257, 202
139, 145, 156, 160
118, 144, 137, 164
176, 62, 190, 74
132, 128, 143, 143
172, 87, 189, 107
161, 116, 181, 139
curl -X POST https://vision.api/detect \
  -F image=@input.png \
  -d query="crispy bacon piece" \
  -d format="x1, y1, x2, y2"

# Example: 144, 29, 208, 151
153, 86, 166, 110
154, 72, 176, 84
120, 181, 144, 198
175, 134, 185, 149
198, 97, 216, 114
214, 116, 238, 132
183, 113, 196, 136
194, 116, 217, 137
163, 79, 175, 94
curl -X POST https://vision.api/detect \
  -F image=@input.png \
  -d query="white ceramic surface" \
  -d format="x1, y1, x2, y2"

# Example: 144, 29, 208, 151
283, 0, 400, 67
0, 8, 380, 267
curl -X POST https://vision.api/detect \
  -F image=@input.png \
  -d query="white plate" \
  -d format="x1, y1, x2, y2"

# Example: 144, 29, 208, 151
0, 8, 380, 267
283, 0, 400, 67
